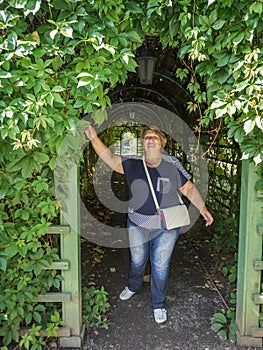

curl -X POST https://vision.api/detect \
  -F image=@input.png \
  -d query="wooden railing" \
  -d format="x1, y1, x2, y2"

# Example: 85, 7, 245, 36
20, 223, 83, 347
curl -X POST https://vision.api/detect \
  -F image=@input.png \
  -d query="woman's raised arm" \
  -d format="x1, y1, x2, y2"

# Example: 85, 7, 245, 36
85, 125, 124, 174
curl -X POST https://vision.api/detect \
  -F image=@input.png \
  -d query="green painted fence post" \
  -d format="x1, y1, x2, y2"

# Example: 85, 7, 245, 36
59, 164, 84, 347
236, 160, 263, 347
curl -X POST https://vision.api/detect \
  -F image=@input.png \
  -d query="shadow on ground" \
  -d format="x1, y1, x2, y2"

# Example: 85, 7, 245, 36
79, 221, 243, 350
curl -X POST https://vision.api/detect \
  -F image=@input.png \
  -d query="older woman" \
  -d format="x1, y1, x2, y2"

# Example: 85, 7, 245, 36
85, 125, 213, 324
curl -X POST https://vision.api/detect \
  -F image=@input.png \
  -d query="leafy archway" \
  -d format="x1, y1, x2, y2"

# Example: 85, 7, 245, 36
0, 0, 262, 348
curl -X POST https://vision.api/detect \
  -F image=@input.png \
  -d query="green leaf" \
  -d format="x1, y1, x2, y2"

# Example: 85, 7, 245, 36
229, 324, 237, 343
217, 55, 230, 67
53, 92, 64, 104
74, 99, 86, 109
110, 37, 119, 46
126, 31, 142, 43
52, 56, 63, 71
7, 32, 17, 50
212, 312, 227, 324
77, 78, 91, 88
178, 44, 191, 59
119, 36, 128, 47
21, 210, 30, 220
233, 32, 245, 46
33, 311, 42, 323
228, 273, 236, 283
32, 152, 49, 164
105, 11, 119, 22
217, 329, 227, 341
227, 124, 240, 139
217, 69, 230, 84
233, 127, 245, 143
250, 2, 262, 15
21, 155, 35, 178
34, 304, 46, 312
51, 310, 60, 322
126, 2, 143, 13
3, 332, 12, 347
195, 62, 214, 77
52, 86, 64, 92
198, 15, 210, 27
0, 71, 12, 78
5, 243, 18, 258
0, 257, 7, 272
210, 99, 227, 109
211, 322, 224, 332
212, 20, 225, 30
25, 312, 32, 325
6, 155, 26, 173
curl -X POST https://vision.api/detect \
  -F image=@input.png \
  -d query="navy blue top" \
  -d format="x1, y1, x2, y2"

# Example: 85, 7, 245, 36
122, 157, 188, 216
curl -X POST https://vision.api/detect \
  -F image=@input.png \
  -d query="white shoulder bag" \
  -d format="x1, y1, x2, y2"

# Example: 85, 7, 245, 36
143, 156, 190, 230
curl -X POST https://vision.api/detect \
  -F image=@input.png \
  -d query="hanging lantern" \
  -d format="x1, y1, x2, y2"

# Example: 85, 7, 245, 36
136, 49, 157, 85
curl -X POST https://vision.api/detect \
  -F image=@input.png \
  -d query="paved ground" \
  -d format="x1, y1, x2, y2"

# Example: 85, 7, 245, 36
79, 222, 245, 350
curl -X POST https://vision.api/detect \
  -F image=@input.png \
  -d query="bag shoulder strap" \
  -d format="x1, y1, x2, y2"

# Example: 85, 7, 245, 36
142, 156, 160, 212
142, 156, 184, 211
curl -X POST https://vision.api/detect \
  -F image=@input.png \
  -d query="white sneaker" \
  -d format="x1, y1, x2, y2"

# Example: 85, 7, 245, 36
154, 308, 167, 324
119, 286, 136, 301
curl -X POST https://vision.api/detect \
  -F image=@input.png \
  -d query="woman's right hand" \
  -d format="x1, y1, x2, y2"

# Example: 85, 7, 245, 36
84, 124, 124, 174
85, 125, 97, 141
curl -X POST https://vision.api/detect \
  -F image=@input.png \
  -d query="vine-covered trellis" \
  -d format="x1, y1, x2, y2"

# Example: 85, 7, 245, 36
0, 0, 262, 348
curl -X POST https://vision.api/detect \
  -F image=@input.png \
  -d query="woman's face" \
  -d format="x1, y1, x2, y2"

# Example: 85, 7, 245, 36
142, 131, 162, 152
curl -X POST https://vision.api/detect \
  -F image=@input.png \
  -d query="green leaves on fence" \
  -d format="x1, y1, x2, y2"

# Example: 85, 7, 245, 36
6, 152, 49, 178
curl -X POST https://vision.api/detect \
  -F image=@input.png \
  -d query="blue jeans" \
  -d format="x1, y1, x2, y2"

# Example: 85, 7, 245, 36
127, 220, 180, 309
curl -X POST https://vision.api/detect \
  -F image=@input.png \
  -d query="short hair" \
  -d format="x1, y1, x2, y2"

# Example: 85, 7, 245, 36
141, 125, 167, 148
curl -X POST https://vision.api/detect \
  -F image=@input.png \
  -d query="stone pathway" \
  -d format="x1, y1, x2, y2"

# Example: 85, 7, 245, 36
79, 223, 244, 350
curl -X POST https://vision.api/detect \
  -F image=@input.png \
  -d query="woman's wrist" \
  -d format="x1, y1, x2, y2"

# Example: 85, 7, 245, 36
199, 205, 206, 213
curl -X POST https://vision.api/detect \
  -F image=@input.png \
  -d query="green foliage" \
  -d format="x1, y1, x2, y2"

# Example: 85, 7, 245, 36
45, 310, 66, 338
210, 209, 239, 343
0, 0, 143, 346
144, 0, 263, 165
18, 311, 65, 350
211, 308, 238, 343
211, 214, 239, 254
19, 326, 46, 350
82, 286, 111, 329
211, 213, 239, 288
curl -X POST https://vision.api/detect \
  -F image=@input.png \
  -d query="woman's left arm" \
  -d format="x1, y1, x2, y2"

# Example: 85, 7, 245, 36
179, 180, 214, 226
